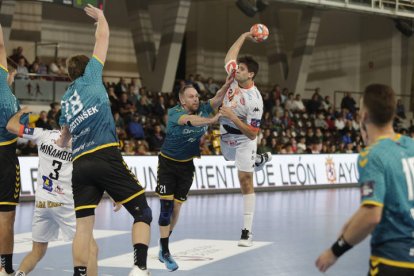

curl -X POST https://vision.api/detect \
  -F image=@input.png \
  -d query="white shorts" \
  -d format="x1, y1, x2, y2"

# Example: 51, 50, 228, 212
220, 138, 257, 172
32, 201, 76, 243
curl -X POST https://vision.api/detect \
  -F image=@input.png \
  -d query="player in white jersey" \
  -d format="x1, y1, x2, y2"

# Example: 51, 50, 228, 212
219, 32, 271, 247
6, 108, 98, 276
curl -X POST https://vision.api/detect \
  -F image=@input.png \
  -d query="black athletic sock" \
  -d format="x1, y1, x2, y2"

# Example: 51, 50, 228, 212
134, 243, 148, 270
73, 266, 87, 276
160, 237, 170, 254
1, 254, 14, 274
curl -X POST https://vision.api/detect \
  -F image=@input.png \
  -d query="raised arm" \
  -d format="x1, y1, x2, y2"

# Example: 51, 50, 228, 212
0, 24, 7, 68
224, 32, 252, 66
84, 4, 109, 64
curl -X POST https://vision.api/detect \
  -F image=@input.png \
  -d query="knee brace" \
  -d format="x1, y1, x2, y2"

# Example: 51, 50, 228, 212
133, 206, 152, 226
124, 195, 152, 226
158, 199, 174, 226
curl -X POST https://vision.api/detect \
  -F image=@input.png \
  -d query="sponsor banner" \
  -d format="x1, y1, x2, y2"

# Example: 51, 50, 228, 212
18, 154, 359, 197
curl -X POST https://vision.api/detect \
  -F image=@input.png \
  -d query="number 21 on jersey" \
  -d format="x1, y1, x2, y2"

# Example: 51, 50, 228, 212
402, 158, 414, 200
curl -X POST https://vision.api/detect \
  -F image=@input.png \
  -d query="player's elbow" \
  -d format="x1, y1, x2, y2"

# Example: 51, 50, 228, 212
6, 121, 18, 135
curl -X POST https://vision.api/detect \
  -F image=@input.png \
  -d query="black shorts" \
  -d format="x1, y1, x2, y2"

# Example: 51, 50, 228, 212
155, 154, 195, 202
368, 258, 414, 276
72, 146, 145, 214
0, 143, 20, 211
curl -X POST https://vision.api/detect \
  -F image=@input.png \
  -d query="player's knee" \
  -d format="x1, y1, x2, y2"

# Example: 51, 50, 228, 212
133, 206, 152, 225
158, 199, 174, 226
122, 194, 153, 225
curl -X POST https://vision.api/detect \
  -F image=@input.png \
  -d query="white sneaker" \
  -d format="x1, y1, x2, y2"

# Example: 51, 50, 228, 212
238, 228, 253, 247
0, 268, 14, 276
254, 152, 272, 172
128, 265, 151, 276
15, 271, 26, 276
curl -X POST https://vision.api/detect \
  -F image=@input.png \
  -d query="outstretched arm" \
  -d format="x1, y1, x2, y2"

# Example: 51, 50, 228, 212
0, 24, 7, 68
178, 113, 220, 127
84, 4, 109, 64
209, 71, 235, 109
315, 205, 382, 272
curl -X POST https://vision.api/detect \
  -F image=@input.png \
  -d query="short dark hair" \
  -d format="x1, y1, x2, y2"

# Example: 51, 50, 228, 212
179, 84, 194, 97
237, 56, 259, 79
363, 84, 396, 127
67, 55, 90, 81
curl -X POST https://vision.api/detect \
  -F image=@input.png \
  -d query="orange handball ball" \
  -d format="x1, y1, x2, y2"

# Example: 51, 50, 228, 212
250, 23, 269, 42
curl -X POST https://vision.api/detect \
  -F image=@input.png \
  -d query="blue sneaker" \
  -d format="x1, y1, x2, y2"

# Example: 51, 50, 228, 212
158, 249, 179, 271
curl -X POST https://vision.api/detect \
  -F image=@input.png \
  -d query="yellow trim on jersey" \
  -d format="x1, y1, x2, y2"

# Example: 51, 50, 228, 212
0, 138, 18, 146
361, 200, 384, 207
392, 134, 402, 141
117, 190, 145, 205
359, 158, 368, 168
0, 63, 8, 72
174, 198, 185, 203
156, 193, 174, 199
160, 152, 198, 162
73, 143, 119, 161
359, 150, 369, 158
370, 256, 414, 269
0, 202, 18, 205
74, 205, 98, 211
92, 55, 104, 65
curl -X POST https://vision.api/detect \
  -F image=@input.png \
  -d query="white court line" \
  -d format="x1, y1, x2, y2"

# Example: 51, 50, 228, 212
99, 239, 272, 271
13, 229, 129, 254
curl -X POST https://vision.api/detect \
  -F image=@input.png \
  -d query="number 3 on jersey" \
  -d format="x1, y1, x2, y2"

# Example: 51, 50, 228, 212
402, 158, 414, 200
49, 160, 63, 180
62, 90, 84, 121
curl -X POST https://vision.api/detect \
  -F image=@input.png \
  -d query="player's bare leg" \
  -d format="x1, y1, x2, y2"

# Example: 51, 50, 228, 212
170, 200, 183, 232
0, 211, 15, 275
87, 237, 99, 276
15, 242, 47, 275
238, 171, 255, 247
73, 215, 95, 276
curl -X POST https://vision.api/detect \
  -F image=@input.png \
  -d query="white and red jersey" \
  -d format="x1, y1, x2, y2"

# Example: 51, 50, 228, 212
220, 60, 263, 143
20, 127, 73, 204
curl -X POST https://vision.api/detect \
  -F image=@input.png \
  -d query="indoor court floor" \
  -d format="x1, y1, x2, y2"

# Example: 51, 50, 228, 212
13, 188, 370, 276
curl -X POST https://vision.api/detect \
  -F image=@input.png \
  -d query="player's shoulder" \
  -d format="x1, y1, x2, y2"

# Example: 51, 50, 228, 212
168, 104, 185, 115
357, 143, 381, 169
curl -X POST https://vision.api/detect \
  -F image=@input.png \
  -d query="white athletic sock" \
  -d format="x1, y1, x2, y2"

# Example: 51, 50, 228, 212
243, 193, 256, 232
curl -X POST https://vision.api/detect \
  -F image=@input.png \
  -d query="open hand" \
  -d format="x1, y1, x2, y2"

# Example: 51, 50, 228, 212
84, 4, 104, 21
315, 249, 337, 273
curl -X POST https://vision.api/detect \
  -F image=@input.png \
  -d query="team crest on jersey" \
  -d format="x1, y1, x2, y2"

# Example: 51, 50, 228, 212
240, 97, 245, 106
361, 181, 375, 197
42, 175, 53, 192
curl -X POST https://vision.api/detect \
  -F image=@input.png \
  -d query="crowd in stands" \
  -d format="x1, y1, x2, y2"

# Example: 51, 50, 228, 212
11, 46, 413, 157
8, 46, 69, 80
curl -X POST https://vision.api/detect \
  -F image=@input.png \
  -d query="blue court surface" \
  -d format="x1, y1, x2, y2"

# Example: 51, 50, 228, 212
14, 188, 369, 276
